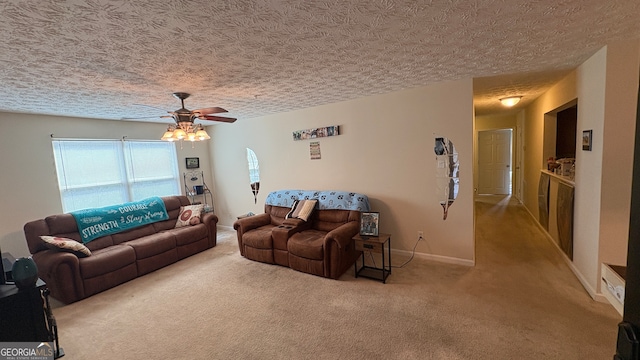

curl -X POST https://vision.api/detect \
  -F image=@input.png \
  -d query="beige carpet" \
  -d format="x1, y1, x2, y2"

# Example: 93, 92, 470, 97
52, 195, 621, 359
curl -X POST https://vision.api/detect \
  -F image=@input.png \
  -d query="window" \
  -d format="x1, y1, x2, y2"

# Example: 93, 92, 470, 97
52, 140, 180, 212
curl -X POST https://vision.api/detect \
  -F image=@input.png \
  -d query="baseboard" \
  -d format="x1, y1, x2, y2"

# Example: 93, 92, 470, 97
391, 248, 475, 267
521, 205, 605, 302
217, 225, 234, 231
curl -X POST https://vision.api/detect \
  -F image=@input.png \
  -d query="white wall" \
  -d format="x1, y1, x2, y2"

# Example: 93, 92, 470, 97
209, 79, 476, 264
0, 113, 213, 258
572, 46, 607, 296
598, 41, 640, 270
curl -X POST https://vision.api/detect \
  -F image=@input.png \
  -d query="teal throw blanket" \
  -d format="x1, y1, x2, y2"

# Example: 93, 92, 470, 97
71, 197, 169, 244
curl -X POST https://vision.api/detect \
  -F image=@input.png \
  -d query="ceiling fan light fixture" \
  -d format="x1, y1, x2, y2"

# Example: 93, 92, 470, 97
161, 126, 175, 141
500, 96, 522, 107
157, 93, 232, 144
195, 125, 210, 140
173, 128, 187, 140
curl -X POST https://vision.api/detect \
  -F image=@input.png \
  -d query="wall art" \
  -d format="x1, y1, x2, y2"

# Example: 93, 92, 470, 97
582, 130, 592, 151
293, 125, 340, 141
310, 141, 321, 160
185, 157, 199, 169
435, 136, 459, 220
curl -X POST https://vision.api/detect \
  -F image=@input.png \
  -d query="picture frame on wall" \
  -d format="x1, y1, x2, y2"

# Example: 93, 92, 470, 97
360, 212, 380, 237
582, 130, 593, 151
186, 157, 200, 169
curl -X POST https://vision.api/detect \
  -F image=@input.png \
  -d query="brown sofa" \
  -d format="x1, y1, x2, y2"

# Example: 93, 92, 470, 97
234, 190, 369, 279
23, 196, 218, 303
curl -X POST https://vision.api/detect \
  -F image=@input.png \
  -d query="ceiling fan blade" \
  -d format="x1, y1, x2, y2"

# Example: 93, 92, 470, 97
198, 115, 237, 123
192, 107, 228, 115
121, 115, 164, 120
121, 114, 175, 120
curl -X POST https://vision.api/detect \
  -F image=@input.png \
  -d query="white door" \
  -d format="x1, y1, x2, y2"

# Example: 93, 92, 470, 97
478, 129, 512, 195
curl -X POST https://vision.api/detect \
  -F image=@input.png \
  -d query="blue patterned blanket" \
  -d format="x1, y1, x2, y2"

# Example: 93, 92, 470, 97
265, 190, 370, 211
71, 197, 169, 244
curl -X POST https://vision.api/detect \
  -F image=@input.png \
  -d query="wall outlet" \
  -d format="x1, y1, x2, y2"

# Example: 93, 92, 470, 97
417, 231, 424, 239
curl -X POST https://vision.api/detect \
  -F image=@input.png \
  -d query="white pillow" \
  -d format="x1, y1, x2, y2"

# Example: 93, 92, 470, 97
40, 236, 92, 257
175, 204, 204, 228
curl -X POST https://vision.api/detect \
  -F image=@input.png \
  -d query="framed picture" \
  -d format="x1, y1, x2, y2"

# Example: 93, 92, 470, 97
360, 212, 380, 237
186, 157, 200, 169
582, 130, 593, 151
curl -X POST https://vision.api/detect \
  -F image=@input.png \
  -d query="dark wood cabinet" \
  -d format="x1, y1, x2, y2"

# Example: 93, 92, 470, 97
0, 280, 48, 341
0, 280, 64, 358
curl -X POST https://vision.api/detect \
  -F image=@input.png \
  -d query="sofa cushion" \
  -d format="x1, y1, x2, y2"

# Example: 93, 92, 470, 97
111, 225, 156, 245
265, 205, 292, 225
175, 205, 204, 228
45, 214, 79, 234
85, 235, 115, 252
79, 245, 136, 279
288, 230, 326, 260
126, 232, 176, 259
40, 236, 91, 257
312, 209, 354, 232
172, 224, 208, 246
243, 224, 276, 249
286, 199, 317, 222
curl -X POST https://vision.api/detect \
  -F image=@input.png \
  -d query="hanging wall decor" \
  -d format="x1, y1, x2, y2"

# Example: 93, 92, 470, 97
186, 157, 200, 169
310, 141, 321, 160
435, 136, 459, 220
582, 130, 593, 151
293, 125, 340, 141
246, 148, 261, 204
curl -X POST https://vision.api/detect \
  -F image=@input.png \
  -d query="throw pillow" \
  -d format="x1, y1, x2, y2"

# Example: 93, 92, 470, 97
285, 199, 318, 222
175, 204, 204, 228
40, 236, 92, 257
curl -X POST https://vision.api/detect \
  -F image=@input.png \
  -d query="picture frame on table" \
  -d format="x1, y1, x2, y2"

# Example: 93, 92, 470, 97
186, 157, 200, 169
360, 212, 380, 237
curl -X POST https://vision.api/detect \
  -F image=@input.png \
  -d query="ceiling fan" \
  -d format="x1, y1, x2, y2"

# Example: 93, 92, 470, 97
125, 92, 236, 142
164, 92, 236, 124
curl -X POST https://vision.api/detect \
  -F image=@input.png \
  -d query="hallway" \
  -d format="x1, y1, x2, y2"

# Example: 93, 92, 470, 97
472, 194, 620, 358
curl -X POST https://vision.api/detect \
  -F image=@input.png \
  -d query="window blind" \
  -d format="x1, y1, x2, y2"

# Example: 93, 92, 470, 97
52, 139, 180, 212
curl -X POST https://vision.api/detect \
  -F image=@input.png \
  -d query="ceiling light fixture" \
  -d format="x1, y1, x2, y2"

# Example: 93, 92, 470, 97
499, 96, 522, 107
161, 122, 210, 146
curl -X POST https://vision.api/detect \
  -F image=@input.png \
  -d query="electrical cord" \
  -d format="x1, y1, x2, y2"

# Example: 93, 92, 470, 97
391, 235, 422, 268
363, 235, 423, 269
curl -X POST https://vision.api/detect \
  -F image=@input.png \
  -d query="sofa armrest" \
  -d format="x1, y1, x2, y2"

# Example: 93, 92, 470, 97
324, 221, 360, 249
233, 213, 270, 231
233, 213, 271, 256
202, 212, 219, 248
32, 250, 84, 304
323, 221, 361, 279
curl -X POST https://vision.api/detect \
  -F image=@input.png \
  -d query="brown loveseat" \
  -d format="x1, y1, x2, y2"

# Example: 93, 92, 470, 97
23, 196, 217, 303
234, 190, 370, 279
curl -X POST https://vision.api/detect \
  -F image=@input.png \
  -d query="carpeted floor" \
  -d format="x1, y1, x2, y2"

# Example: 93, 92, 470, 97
52, 195, 621, 359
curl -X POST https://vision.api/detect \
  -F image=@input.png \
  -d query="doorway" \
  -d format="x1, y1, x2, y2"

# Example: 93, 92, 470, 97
477, 129, 513, 195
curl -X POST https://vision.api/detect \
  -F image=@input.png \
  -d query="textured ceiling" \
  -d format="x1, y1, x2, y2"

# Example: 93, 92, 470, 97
0, 0, 639, 123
